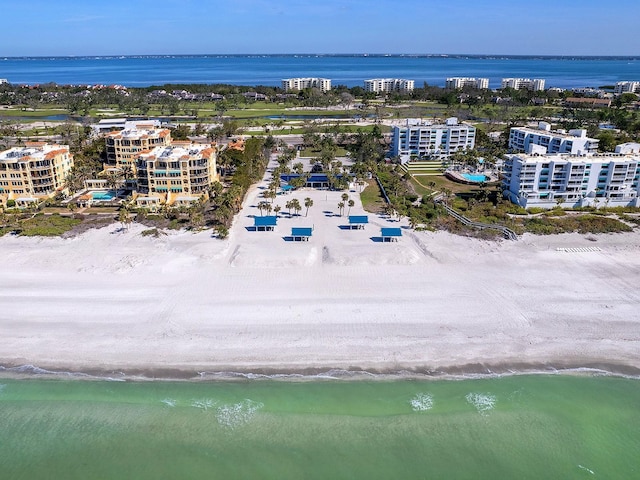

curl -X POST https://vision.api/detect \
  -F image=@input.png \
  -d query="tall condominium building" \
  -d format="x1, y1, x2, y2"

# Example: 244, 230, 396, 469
501, 78, 545, 91
105, 124, 172, 169
509, 122, 599, 155
281, 78, 332, 92
0, 143, 73, 205
364, 78, 415, 93
136, 142, 218, 202
502, 153, 640, 209
613, 81, 640, 94
391, 118, 476, 160
445, 77, 489, 90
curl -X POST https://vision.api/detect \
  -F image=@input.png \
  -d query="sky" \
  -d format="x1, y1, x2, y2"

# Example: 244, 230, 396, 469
1, 0, 639, 56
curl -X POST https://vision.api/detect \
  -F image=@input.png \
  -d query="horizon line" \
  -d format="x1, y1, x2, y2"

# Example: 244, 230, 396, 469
2, 53, 639, 59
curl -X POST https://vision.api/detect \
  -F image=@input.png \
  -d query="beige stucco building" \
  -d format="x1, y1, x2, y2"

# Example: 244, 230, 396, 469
135, 142, 218, 209
0, 142, 73, 207
105, 124, 171, 170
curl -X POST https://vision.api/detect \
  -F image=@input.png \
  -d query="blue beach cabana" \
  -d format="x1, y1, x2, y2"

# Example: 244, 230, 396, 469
254, 215, 278, 231
381, 227, 402, 242
291, 227, 313, 241
348, 215, 369, 230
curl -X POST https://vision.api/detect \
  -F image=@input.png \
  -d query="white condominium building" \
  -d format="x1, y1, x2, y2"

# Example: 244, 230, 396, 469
501, 78, 545, 91
503, 153, 640, 209
614, 81, 640, 94
445, 77, 489, 90
281, 78, 332, 92
509, 122, 599, 155
364, 78, 415, 93
0, 143, 73, 204
391, 118, 476, 160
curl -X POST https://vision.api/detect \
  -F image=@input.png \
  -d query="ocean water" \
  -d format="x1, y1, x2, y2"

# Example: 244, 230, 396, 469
1, 374, 638, 479
1, 55, 640, 88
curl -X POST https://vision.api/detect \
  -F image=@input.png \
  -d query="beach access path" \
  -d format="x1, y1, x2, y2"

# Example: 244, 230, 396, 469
1, 159, 640, 377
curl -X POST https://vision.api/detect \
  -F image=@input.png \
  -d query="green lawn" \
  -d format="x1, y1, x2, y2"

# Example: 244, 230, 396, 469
410, 174, 478, 196
299, 147, 349, 157
360, 179, 386, 213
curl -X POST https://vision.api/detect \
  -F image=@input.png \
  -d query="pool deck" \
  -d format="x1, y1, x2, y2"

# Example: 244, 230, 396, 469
444, 170, 497, 185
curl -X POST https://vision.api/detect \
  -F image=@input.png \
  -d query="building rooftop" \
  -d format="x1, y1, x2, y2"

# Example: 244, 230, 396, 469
399, 117, 470, 128
0, 144, 69, 163
508, 153, 640, 164
140, 144, 215, 161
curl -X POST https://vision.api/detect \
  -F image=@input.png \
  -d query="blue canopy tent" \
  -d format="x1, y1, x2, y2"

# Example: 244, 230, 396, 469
254, 216, 278, 231
381, 227, 402, 242
291, 227, 313, 241
348, 215, 369, 229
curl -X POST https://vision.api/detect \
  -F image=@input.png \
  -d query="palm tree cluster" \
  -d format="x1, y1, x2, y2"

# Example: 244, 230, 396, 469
285, 198, 302, 216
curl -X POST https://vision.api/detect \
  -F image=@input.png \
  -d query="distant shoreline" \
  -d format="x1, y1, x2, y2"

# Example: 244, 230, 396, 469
3, 54, 640, 60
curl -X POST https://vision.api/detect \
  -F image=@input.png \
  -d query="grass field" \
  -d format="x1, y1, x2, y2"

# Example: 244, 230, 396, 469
360, 179, 386, 213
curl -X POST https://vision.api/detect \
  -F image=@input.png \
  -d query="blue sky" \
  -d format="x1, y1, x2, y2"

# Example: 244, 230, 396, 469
1, 0, 638, 56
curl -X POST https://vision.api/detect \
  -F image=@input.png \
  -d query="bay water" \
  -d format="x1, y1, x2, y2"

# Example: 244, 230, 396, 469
1, 374, 638, 479
2, 55, 640, 88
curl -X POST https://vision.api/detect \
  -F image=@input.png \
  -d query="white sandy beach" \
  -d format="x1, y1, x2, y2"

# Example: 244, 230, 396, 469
2, 161, 640, 377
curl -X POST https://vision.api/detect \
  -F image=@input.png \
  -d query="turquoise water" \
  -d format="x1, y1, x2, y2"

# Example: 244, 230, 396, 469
1, 374, 638, 479
91, 190, 117, 201
1, 55, 640, 87
462, 173, 488, 182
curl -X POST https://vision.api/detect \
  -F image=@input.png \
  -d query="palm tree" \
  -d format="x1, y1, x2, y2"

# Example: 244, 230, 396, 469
285, 200, 293, 216
341, 193, 349, 204
291, 198, 302, 216
118, 207, 131, 232
104, 170, 124, 192
293, 162, 304, 175
347, 199, 354, 216
273, 204, 281, 218
304, 197, 313, 216
338, 201, 345, 216
257, 201, 270, 216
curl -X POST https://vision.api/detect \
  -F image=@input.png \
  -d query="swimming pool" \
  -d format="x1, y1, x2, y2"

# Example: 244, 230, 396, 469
461, 173, 487, 183
91, 190, 118, 201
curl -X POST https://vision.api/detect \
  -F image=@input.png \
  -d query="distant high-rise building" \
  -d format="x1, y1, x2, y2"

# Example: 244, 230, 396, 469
501, 78, 545, 91
364, 78, 415, 93
281, 78, 332, 92
613, 81, 640, 94
445, 77, 489, 90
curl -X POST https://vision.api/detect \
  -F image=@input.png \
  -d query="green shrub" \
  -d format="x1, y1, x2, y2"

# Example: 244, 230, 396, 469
141, 228, 166, 237
544, 208, 566, 217
526, 207, 545, 215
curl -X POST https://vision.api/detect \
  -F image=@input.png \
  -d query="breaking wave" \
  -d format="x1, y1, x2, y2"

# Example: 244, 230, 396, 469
466, 393, 496, 415
191, 398, 217, 411
410, 393, 434, 411
216, 399, 264, 429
